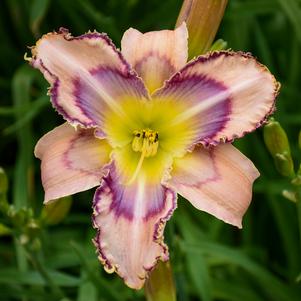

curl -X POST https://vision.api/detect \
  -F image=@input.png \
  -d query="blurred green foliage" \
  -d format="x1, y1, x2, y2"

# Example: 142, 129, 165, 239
0, 0, 301, 300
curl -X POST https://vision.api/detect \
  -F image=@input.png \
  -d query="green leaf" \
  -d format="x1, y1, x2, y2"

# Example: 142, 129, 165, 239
77, 279, 98, 301
180, 241, 301, 301
0, 268, 80, 286
12, 64, 37, 209
212, 279, 265, 301
176, 209, 212, 301
227, 0, 279, 17
3, 95, 48, 134
30, 0, 50, 35
277, 0, 301, 44
186, 252, 212, 301
70, 241, 120, 301
11, 64, 39, 274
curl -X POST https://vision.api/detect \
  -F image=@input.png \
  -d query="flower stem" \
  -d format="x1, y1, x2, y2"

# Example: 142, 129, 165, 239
295, 186, 301, 252
145, 261, 176, 301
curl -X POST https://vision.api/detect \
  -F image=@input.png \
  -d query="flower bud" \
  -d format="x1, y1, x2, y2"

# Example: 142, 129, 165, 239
274, 153, 295, 177
176, 0, 228, 58
209, 39, 228, 51
145, 261, 176, 301
0, 223, 12, 236
292, 164, 301, 186
282, 190, 297, 203
41, 196, 72, 225
0, 168, 9, 214
263, 118, 294, 177
19, 234, 29, 245
264, 118, 290, 155
0, 167, 8, 195
30, 238, 41, 252
26, 218, 40, 238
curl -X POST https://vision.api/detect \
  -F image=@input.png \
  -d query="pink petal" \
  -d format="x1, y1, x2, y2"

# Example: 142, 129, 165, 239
92, 163, 177, 289
154, 51, 280, 146
169, 144, 260, 228
121, 23, 188, 93
35, 123, 111, 203
30, 28, 148, 128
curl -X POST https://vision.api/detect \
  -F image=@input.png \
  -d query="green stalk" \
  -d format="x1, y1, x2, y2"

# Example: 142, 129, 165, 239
295, 186, 301, 252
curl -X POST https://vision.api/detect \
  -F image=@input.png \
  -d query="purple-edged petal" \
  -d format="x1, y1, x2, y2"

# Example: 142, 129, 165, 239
35, 123, 111, 203
30, 28, 148, 128
92, 162, 177, 289
121, 23, 188, 93
169, 144, 260, 228
154, 51, 280, 146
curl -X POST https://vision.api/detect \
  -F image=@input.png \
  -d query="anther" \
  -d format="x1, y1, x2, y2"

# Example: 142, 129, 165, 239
131, 129, 159, 158
127, 129, 159, 185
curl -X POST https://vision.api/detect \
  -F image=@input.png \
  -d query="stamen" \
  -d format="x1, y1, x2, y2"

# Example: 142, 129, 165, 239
127, 129, 159, 185
131, 129, 159, 158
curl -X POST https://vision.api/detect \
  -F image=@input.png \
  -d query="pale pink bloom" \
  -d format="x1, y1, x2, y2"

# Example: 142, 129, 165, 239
30, 24, 279, 289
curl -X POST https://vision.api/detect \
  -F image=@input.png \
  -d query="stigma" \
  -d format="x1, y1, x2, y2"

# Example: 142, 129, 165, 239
132, 129, 159, 157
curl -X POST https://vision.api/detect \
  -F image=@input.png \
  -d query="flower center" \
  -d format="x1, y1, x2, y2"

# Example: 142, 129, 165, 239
127, 129, 159, 185
132, 129, 159, 158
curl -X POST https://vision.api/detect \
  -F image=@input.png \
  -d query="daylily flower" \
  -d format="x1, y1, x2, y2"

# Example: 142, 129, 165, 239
29, 24, 279, 289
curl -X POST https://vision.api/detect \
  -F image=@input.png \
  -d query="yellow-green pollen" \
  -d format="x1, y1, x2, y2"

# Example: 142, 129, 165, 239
127, 129, 159, 184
